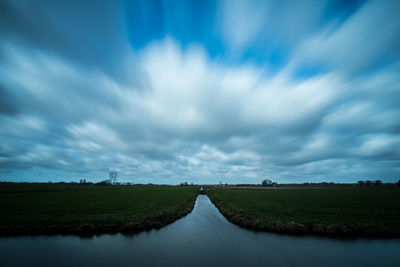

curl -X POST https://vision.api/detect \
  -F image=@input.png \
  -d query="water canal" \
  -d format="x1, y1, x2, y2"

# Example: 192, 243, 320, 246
1, 195, 399, 266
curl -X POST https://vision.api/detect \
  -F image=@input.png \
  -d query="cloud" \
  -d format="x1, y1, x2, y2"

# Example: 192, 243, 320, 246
218, 0, 328, 54
293, 0, 400, 76
0, 0, 399, 183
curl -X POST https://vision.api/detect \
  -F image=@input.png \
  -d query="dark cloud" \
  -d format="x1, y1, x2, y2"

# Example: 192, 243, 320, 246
0, 0, 133, 83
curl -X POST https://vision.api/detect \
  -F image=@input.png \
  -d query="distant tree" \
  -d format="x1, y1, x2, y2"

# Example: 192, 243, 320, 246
365, 180, 372, 186
357, 180, 365, 186
109, 171, 118, 185
374, 180, 382, 186
398, 180, 400, 187
180, 181, 188, 186
261, 179, 273, 187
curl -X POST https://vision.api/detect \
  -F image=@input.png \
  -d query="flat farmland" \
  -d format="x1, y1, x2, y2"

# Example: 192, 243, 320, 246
207, 186, 400, 237
0, 184, 199, 236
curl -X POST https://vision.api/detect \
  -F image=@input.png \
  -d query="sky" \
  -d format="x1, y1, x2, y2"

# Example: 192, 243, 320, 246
0, 0, 399, 184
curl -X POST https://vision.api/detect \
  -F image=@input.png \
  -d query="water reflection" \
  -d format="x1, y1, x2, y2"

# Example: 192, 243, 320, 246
1, 195, 399, 267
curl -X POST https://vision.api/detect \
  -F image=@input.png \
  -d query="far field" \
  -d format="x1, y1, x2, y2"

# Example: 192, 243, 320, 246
2, 184, 399, 237
0, 184, 199, 236
207, 186, 400, 237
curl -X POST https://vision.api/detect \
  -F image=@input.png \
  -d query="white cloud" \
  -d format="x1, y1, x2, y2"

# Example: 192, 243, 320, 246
218, 0, 328, 54
293, 0, 400, 75
218, 0, 268, 51
355, 134, 400, 158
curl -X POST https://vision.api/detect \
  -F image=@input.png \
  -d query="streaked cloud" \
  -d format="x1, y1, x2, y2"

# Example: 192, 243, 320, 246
0, 0, 399, 183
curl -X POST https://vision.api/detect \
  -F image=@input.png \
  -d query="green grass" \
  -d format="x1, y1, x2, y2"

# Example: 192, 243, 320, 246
0, 184, 199, 236
207, 187, 400, 237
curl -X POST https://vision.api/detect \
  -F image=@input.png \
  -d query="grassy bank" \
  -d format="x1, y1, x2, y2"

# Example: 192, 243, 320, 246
207, 187, 400, 238
0, 184, 199, 236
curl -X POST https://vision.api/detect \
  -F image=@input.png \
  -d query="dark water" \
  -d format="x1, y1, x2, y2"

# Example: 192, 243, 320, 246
1, 195, 399, 267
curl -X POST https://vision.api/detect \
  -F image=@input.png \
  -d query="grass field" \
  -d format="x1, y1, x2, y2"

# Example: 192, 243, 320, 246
207, 186, 400, 237
0, 184, 199, 236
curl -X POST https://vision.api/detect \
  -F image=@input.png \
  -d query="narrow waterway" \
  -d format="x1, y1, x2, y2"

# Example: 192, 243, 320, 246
1, 195, 399, 267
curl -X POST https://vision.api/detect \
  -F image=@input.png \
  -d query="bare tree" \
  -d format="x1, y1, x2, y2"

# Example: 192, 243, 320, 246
109, 170, 118, 185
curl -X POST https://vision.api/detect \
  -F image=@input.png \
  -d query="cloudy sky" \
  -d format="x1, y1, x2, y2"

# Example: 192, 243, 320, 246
1, 0, 399, 184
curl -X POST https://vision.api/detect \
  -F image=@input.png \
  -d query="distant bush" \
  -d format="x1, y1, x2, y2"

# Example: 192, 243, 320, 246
96, 180, 112, 186
357, 180, 383, 186
261, 179, 273, 187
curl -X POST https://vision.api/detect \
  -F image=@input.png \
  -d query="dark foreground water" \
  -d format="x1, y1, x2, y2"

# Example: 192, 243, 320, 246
1, 195, 399, 267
